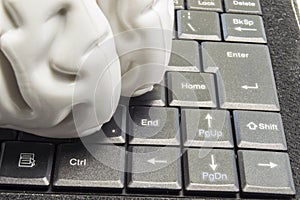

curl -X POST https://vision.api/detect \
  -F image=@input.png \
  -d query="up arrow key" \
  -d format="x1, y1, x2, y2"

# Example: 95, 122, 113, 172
258, 162, 278, 169
209, 155, 218, 171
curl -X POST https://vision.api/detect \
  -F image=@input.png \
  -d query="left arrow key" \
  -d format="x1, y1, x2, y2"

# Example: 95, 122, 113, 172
128, 146, 182, 191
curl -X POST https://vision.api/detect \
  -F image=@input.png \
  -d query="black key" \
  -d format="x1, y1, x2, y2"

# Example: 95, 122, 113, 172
130, 83, 166, 107
167, 72, 217, 108
53, 143, 125, 189
0, 142, 54, 188
81, 105, 126, 144
238, 150, 295, 195
127, 146, 182, 191
128, 106, 180, 146
183, 148, 239, 192
0, 129, 17, 141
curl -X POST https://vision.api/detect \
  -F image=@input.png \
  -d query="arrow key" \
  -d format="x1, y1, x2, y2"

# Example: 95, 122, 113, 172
238, 150, 295, 195
182, 109, 234, 148
183, 149, 239, 192
128, 146, 181, 191
221, 13, 267, 43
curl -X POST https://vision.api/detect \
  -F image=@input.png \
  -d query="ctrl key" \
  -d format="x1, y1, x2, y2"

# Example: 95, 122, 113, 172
238, 150, 296, 196
53, 143, 125, 190
0, 142, 54, 188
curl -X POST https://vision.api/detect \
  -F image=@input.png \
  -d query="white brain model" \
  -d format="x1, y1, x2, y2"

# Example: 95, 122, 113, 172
0, 0, 174, 138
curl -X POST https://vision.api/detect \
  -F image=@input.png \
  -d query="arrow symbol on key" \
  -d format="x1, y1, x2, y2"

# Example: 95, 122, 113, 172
235, 27, 258, 32
258, 162, 278, 169
205, 114, 213, 128
147, 158, 167, 165
209, 155, 218, 171
242, 83, 259, 90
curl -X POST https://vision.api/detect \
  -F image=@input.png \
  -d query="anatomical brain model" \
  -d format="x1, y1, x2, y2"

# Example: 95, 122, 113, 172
0, 0, 174, 138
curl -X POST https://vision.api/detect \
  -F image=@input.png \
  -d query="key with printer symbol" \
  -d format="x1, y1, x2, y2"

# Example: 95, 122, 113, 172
0, 142, 54, 188
18, 153, 36, 168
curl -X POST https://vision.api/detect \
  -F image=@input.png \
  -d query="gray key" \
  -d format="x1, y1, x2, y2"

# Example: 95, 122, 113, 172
184, 149, 239, 192
182, 109, 234, 148
177, 10, 221, 41
187, 0, 223, 12
128, 146, 182, 190
222, 13, 267, 43
234, 111, 287, 150
167, 72, 217, 108
129, 106, 180, 146
53, 144, 125, 189
174, 0, 185, 9
202, 42, 280, 111
130, 82, 167, 107
81, 105, 126, 144
225, 0, 262, 14
238, 150, 295, 195
168, 40, 201, 72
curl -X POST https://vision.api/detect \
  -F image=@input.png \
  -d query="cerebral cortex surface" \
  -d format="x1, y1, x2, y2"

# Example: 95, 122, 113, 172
0, 0, 174, 138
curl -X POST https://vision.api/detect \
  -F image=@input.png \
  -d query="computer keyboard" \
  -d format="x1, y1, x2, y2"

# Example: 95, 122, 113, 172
0, 0, 297, 199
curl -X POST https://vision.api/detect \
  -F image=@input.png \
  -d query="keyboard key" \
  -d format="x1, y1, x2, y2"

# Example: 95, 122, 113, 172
183, 149, 239, 192
187, 0, 223, 12
128, 106, 180, 146
238, 150, 295, 195
128, 146, 181, 190
53, 144, 125, 189
177, 10, 222, 41
0, 129, 17, 141
221, 14, 267, 43
81, 105, 126, 144
0, 142, 54, 188
130, 83, 166, 107
234, 111, 287, 150
202, 42, 280, 111
167, 72, 217, 108
173, 0, 185, 10
224, 0, 262, 14
168, 40, 201, 72
182, 109, 234, 148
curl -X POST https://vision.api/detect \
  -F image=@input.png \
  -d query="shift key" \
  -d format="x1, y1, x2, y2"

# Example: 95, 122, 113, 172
202, 42, 280, 111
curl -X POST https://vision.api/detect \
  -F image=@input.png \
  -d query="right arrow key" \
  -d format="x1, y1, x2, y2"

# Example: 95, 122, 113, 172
238, 150, 296, 195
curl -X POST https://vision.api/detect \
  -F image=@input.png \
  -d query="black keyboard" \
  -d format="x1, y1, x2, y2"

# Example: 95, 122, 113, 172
0, 0, 298, 199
